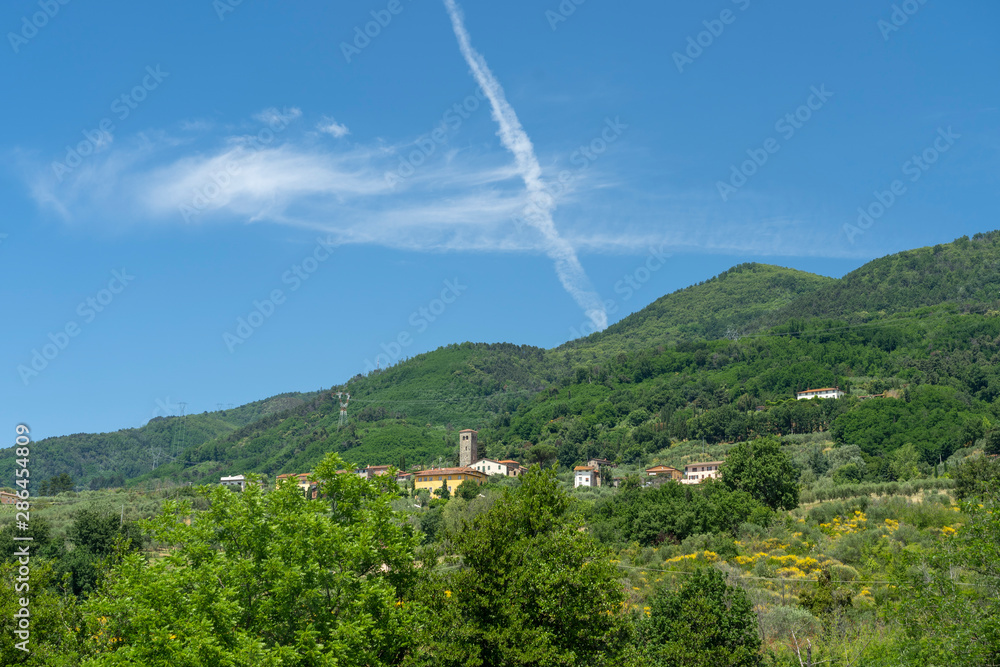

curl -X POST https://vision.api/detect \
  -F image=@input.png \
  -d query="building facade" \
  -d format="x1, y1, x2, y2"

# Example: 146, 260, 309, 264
356, 465, 392, 480
459, 429, 479, 468
645, 465, 683, 480
413, 467, 487, 494
573, 465, 601, 488
498, 460, 525, 476
682, 461, 724, 483
220, 475, 265, 492
471, 458, 520, 477
795, 387, 845, 400
276, 472, 319, 499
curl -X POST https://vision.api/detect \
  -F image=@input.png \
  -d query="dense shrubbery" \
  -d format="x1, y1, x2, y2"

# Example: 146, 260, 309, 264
2, 450, 999, 664
590, 479, 774, 545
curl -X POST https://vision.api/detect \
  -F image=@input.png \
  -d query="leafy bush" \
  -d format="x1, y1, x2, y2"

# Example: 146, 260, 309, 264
760, 605, 822, 643
638, 567, 763, 666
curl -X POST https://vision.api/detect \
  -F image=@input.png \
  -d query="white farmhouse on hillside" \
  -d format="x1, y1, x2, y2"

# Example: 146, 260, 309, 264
220, 474, 263, 491
471, 458, 520, 477
574, 465, 601, 488
795, 387, 845, 400
681, 461, 724, 484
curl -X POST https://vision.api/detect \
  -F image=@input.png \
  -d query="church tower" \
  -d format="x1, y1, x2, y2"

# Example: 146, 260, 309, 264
459, 429, 478, 468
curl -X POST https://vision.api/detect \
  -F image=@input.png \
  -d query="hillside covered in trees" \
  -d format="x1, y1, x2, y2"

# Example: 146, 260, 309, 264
7, 232, 1000, 489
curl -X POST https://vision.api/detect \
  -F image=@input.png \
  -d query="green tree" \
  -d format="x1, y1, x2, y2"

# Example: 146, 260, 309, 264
638, 567, 762, 667
407, 465, 630, 666
890, 443, 922, 481
891, 490, 1000, 666
54, 510, 145, 597
0, 516, 62, 562
77, 459, 422, 665
0, 559, 85, 666
48, 473, 75, 495
434, 478, 451, 499
67, 510, 144, 558
454, 479, 480, 501
525, 443, 557, 468
798, 568, 853, 623
984, 430, 1000, 456
418, 506, 444, 543
952, 455, 1000, 500
721, 437, 800, 511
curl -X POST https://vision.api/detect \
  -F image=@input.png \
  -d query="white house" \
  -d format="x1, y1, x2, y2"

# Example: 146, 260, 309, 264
682, 461, 724, 484
220, 475, 254, 491
471, 458, 518, 477
795, 387, 845, 400
573, 465, 601, 488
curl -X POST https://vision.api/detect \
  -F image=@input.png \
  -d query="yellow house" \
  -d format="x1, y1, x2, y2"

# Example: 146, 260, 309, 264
413, 467, 487, 493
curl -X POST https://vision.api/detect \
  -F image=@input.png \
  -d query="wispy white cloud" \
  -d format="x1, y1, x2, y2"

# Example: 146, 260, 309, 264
442, 0, 608, 331
253, 107, 302, 126
317, 117, 350, 138
18, 94, 866, 280
568, 222, 873, 260
20, 120, 866, 261
23, 114, 552, 248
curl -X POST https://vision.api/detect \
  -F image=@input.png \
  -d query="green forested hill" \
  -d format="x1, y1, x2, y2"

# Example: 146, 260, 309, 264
761, 231, 1000, 325
10, 232, 1000, 490
567, 231, 1000, 357
0, 391, 323, 490
559, 263, 835, 356
132, 343, 566, 485
484, 305, 1000, 473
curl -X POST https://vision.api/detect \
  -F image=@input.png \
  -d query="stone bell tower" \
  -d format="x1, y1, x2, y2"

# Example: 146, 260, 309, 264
459, 429, 478, 468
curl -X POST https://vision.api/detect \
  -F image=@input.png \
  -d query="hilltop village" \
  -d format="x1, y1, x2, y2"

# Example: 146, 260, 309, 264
214, 386, 854, 495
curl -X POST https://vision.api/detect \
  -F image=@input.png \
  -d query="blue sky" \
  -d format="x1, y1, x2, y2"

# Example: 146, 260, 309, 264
2, 0, 998, 439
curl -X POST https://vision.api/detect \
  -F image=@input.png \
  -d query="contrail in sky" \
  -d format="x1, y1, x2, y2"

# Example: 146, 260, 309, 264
442, 0, 608, 331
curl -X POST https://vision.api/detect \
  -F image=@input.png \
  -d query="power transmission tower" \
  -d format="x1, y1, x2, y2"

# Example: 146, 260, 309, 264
336, 392, 351, 429
172, 402, 188, 458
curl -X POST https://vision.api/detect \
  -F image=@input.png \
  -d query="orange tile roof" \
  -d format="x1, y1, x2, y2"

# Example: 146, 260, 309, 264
573, 466, 596, 472
414, 467, 484, 476
798, 387, 840, 393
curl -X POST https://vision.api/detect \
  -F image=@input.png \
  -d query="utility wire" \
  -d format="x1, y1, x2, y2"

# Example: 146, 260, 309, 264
615, 562, 988, 587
